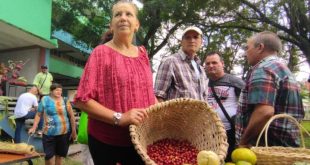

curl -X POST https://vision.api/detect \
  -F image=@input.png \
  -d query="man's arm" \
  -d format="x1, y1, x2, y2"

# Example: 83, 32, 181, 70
239, 104, 274, 146
30, 106, 38, 111
156, 97, 165, 103
154, 58, 173, 101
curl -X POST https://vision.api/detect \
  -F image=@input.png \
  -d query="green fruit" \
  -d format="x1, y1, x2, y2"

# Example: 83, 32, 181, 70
231, 148, 257, 165
236, 161, 252, 165
225, 162, 236, 165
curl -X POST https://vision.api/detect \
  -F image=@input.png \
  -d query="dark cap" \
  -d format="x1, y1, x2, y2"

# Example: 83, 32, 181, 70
41, 65, 48, 69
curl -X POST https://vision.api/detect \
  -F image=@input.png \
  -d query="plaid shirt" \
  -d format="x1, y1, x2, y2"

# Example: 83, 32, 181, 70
236, 55, 304, 146
154, 49, 208, 101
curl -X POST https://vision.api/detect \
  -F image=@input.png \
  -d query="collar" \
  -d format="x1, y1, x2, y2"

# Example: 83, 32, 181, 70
253, 55, 278, 69
178, 49, 201, 64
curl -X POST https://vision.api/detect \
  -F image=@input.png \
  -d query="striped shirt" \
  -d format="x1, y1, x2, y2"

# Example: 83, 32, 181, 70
235, 55, 305, 146
39, 96, 71, 136
154, 49, 208, 101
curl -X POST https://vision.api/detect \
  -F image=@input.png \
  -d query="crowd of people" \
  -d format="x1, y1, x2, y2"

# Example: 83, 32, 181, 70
8, 0, 308, 165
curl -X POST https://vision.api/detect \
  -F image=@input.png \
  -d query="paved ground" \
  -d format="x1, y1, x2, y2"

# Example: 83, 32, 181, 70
68, 143, 82, 156
68, 143, 83, 162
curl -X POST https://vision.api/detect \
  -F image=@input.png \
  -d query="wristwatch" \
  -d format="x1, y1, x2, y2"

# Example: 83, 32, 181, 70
113, 112, 122, 126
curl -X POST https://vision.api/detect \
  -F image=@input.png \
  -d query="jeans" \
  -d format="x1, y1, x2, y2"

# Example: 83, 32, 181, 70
14, 111, 43, 143
225, 128, 236, 162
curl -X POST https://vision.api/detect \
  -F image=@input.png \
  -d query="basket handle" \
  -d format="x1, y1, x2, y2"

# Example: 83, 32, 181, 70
255, 114, 310, 148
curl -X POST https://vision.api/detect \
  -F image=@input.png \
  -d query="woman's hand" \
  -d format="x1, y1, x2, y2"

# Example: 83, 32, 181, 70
119, 108, 148, 127
28, 127, 36, 135
70, 130, 77, 141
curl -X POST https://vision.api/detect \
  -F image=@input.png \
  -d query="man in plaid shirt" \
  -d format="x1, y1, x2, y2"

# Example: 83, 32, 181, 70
154, 26, 208, 102
236, 31, 305, 147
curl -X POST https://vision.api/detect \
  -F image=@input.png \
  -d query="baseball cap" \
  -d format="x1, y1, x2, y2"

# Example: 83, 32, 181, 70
182, 26, 202, 37
41, 65, 48, 69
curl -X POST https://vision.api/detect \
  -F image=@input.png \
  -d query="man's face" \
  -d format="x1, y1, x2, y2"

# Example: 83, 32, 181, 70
245, 38, 260, 66
205, 54, 225, 79
30, 86, 39, 96
41, 68, 47, 73
181, 31, 202, 56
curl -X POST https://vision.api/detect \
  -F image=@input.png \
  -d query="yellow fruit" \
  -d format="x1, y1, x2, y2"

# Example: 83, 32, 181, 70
236, 161, 252, 165
197, 158, 208, 165
225, 162, 236, 165
197, 150, 220, 165
231, 148, 257, 165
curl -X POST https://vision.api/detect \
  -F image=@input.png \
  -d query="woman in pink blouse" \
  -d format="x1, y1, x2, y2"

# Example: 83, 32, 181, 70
74, 1, 156, 164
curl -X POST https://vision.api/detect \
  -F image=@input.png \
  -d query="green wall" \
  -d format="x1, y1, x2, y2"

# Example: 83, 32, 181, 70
0, 0, 53, 41
49, 57, 83, 79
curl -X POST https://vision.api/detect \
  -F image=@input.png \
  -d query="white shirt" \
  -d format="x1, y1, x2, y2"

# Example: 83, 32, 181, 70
14, 92, 38, 118
208, 86, 238, 130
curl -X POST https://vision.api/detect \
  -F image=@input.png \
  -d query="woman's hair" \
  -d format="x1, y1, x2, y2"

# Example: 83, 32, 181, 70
112, 0, 138, 16
50, 83, 63, 91
100, 30, 113, 44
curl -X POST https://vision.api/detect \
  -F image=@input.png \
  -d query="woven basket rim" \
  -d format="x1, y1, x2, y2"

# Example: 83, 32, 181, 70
129, 98, 228, 165
250, 114, 310, 164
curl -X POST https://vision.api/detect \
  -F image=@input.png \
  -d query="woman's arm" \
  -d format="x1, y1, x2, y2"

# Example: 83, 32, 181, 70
28, 112, 41, 134
75, 99, 148, 127
66, 102, 77, 140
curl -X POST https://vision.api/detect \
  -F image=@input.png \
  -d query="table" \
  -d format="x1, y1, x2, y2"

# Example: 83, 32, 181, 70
0, 152, 44, 165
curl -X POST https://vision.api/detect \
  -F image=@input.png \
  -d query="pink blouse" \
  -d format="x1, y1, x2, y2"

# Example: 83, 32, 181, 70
75, 45, 156, 146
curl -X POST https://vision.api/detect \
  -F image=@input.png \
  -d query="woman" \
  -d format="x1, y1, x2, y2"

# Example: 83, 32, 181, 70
74, 1, 156, 164
29, 83, 77, 165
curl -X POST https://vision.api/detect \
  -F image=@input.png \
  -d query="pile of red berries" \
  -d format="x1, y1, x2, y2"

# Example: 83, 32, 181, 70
147, 138, 198, 165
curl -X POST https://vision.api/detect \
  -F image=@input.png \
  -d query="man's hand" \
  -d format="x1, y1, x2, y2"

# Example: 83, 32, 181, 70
239, 104, 274, 146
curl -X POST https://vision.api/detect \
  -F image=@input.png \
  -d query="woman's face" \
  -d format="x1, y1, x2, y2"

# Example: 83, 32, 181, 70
110, 3, 139, 36
51, 87, 62, 98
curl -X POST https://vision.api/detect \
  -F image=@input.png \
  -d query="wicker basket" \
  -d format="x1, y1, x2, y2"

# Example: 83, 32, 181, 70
129, 98, 228, 165
251, 114, 310, 165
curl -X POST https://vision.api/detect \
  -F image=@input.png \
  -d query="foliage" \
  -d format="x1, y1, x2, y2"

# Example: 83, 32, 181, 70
52, 0, 114, 47
301, 121, 310, 148
52, 0, 310, 76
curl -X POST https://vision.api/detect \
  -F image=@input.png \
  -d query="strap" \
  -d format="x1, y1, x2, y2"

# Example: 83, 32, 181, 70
210, 85, 234, 130
39, 74, 48, 90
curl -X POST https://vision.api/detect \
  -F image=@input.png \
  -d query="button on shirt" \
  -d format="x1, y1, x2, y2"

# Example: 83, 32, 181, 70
154, 49, 208, 101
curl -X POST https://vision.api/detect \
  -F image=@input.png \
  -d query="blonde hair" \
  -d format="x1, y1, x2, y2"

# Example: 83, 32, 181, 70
112, 0, 138, 16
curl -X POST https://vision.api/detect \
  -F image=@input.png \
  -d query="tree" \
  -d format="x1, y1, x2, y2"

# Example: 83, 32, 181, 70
204, 0, 310, 66
52, 0, 310, 76
241, 0, 310, 65
52, 0, 114, 47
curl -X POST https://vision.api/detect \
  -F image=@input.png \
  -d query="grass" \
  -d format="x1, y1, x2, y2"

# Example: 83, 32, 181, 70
301, 120, 310, 148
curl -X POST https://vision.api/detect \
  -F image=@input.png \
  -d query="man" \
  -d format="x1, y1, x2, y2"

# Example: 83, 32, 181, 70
236, 31, 304, 147
154, 26, 208, 102
14, 85, 42, 143
205, 52, 245, 161
33, 65, 53, 96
